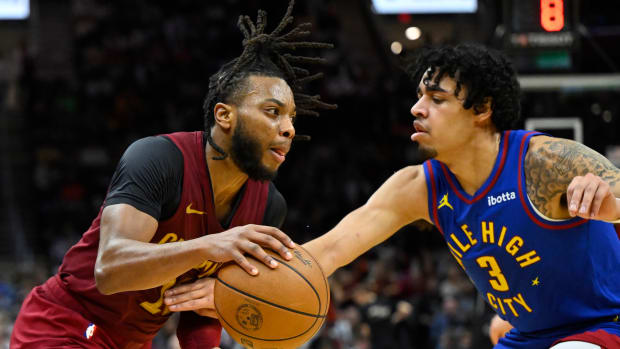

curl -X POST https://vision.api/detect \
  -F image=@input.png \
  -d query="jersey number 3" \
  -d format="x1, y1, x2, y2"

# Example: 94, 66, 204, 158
476, 256, 510, 291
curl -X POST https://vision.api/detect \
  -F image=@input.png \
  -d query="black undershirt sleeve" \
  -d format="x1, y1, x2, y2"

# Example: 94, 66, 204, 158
104, 135, 286, 227
104, 136, 183, 221
262, 182, 287, 229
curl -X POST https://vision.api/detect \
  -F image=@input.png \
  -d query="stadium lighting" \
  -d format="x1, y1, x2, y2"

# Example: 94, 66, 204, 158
391, 41, 403, 54
405, 27, 422, 40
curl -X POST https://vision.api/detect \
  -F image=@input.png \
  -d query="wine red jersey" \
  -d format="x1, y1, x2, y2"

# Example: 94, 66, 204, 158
56, 131, 269, 345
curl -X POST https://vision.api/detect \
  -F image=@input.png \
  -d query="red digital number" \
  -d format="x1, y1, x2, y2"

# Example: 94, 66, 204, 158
540, 0, 565, 32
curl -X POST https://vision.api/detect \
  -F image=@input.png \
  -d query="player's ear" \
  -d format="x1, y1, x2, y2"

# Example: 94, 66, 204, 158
213, 102, 234, 131
473, 97, 493, 125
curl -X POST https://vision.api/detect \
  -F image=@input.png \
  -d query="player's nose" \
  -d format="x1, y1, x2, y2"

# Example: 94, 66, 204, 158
411, 98, 427, 119
279, 116, 295, 139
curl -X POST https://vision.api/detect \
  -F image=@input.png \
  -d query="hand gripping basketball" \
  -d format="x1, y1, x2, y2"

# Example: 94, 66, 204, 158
214, 245, 330, 349
201, 224, 295, 275
164, 278, 218, 318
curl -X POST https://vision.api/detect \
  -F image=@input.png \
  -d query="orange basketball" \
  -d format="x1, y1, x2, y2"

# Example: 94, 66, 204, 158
214, 245, 330, 349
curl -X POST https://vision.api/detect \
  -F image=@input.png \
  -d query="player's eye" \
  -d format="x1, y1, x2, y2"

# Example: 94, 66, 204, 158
265, 108, 279, 116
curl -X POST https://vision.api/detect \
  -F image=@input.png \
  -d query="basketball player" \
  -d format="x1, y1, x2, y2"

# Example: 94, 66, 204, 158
304, 44, 620, 348
162, 45, 620, 348
10, 1, 334, 348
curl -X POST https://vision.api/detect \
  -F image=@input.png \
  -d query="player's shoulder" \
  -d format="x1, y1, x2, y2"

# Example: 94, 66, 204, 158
129, 134, 180, 151
525, 135, 581, 166
117, 135, 185, 182
124, 135, 183, 163
376, 165, 426, 198
368, 165, 429, 222
527, 134, 554, 151
394, 164, 424, 177
391, 165, 426, 185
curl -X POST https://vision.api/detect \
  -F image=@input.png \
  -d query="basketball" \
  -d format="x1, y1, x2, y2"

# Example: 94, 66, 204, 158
214, 245, 330, 349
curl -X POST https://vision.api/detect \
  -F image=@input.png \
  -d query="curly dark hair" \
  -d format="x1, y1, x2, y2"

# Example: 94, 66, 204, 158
203, 0, 336, 160
407, 44, 521, 131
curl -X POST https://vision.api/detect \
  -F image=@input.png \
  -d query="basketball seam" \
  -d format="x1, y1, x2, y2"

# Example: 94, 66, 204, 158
297, 245, 330, 313
215, 282, 323, 342
271, 254, 324, 317
216, 277, 326, 318
296, 245, 331, 339
215, 249, 329, 343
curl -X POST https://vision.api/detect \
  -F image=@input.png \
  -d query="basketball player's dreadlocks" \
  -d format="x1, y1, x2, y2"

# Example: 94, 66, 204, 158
203, 0, 337, 160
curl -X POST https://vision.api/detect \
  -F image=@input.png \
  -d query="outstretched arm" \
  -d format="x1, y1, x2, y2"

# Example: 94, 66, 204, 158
526, 136, 620, 222
162, 165, 432, 315
303, 165, 431, 276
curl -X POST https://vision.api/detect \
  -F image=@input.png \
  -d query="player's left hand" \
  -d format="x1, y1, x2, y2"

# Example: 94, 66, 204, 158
489, 314, 513, 345
164, 278, 217, 318
567, 173, 619, 221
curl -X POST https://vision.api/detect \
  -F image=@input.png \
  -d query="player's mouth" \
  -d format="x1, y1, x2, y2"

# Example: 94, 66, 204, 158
411, 120, 429, 141
270, 146, 289, 164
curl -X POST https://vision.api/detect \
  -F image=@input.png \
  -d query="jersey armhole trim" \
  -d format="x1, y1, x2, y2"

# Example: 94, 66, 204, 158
424, 161, 445, 236
517, 131, 588, 230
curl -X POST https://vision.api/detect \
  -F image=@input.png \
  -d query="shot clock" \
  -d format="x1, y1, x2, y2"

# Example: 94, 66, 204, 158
540, 0, 566, 32
503, 0, 578, 72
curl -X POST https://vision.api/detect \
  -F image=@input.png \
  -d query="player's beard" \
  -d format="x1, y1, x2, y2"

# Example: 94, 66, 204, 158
230, 117, 278, 181
416, 144, 438, 161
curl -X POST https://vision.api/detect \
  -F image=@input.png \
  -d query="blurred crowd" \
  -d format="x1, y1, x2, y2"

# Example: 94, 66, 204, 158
5, 1, 619, 348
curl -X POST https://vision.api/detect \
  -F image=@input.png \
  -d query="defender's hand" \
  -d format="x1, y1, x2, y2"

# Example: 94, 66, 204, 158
164, 278, 217, 318
202, 224, 294, 275
567, 173, 619, 221
489, 314, 513, 345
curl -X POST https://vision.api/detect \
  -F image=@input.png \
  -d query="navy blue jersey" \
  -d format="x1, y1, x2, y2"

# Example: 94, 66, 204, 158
423, 130, 620, 334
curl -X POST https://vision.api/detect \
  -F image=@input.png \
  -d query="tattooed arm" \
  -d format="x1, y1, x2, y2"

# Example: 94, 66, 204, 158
525, 135, 620, 221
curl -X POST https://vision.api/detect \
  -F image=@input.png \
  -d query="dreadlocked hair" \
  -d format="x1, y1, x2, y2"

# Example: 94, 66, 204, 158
203, 0, 337, 160
407, 43, 521, 132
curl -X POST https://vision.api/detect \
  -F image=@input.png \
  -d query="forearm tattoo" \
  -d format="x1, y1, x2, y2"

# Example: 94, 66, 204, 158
525, 138, 620, 217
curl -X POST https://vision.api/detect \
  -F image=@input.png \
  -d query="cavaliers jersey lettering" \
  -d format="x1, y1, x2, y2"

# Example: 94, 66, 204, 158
424, 130, 620, 333
57, 131, 269, 343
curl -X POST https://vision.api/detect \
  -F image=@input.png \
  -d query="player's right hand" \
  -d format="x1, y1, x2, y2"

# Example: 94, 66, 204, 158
201, 224, 295, 275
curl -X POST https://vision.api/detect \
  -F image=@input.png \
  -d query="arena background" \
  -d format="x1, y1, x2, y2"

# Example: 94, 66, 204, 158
0, 0, 619, 348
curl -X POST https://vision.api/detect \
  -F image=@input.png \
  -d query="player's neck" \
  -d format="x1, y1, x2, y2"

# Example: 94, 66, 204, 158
443, 131, 501, 196
205, 144, 249, 219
